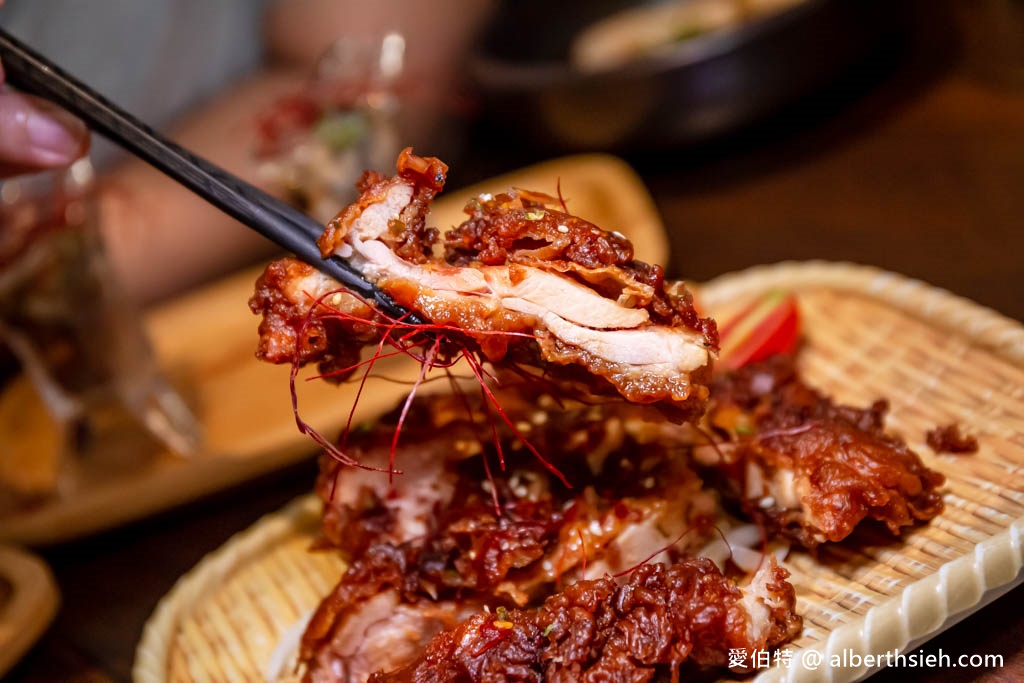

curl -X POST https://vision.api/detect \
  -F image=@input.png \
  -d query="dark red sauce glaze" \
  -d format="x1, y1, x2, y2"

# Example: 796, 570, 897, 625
708, 356, 946, 547
371, 559, 800, 683
926, 423, 979, 455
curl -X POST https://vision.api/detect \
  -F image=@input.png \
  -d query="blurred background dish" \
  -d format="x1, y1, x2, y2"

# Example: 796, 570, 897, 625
569, 0, 809, 72
255, 34, 406, 224
471, 0, 904, 151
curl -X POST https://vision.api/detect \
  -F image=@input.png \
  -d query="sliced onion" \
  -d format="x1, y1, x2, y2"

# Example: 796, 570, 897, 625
697, 523, 791, 575
730, 546, 763, 573
745, 462, 764, 498
725, 523, 762, 548
770, 541, 791, 563
699, 539, 731, 570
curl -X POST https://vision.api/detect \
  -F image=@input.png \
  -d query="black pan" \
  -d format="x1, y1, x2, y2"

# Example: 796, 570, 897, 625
471, 0, 905, 152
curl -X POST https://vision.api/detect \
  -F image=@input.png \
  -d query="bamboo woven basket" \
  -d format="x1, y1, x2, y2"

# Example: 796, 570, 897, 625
134, 261, 1024, 683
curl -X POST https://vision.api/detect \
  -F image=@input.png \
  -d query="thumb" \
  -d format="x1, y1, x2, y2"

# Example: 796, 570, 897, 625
0, 90, 90, 172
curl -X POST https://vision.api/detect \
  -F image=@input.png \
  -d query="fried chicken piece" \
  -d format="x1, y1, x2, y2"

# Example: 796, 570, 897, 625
299, 389, 725, 682
300, 544, 481, 683
312, 390, 717, 585
250, 148, 717, 421
697, 356, 945, 547
925, 423, 979, 455
372, 557, 800, 683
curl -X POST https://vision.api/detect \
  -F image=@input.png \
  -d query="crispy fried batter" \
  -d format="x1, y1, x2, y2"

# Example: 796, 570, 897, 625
372, 558, 800, 683
702, 356, 945, 547
250, 153, 956, 683
300, 391, 722, 682
926, 423, 979, 455
251, 149, 717, 420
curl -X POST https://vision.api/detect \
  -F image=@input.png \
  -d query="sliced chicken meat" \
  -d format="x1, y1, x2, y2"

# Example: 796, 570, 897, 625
251, 148, 718, 421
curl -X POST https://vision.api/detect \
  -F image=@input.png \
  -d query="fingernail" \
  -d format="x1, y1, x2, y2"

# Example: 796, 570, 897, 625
26, 107, 87, 160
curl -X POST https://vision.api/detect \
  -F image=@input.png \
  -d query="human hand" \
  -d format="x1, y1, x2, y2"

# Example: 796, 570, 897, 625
0, 57, 89, 178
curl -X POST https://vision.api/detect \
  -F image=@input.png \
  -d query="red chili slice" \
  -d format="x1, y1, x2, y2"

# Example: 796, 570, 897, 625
716, 290, 801, 371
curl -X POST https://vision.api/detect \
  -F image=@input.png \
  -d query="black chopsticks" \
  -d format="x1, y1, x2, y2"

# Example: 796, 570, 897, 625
0, 27, 423, 324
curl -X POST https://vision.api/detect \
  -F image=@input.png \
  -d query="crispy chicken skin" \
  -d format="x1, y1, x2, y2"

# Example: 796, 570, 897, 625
300, 390, 729, 682
699, 356, 946, 547
278, 362, 943, 680
250, 148, 717, 421
372, 557, 800, 683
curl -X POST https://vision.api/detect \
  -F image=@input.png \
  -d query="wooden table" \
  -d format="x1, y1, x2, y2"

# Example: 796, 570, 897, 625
8, 2, 1023, 681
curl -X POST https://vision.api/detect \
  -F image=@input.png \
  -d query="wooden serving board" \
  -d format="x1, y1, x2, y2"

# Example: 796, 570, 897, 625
0, 545, 59, 677
134, 262, 1024, 683
0, 155, 667, 545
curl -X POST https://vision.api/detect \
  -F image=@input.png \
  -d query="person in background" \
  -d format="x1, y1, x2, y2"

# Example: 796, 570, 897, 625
0, 0, 493, 304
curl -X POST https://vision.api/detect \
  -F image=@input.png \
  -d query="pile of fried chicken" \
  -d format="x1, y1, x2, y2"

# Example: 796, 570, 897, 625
251, 150, 945, 682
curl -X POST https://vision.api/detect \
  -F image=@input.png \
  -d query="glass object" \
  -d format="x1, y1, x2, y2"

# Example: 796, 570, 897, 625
0, 159, 202, 487
256, 33, 406, 223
